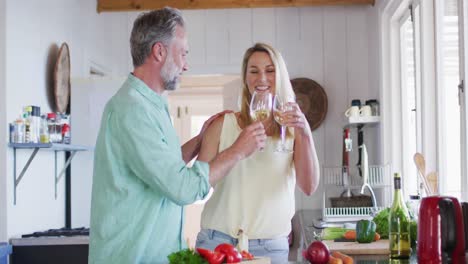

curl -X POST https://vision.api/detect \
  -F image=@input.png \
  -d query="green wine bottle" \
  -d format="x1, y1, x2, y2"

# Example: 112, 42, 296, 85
389, 173, 412, 259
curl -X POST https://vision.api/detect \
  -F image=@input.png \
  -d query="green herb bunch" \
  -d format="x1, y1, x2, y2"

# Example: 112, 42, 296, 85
373, 207, 417, 244
167, 249, 208, 264
373, 207, 390, 239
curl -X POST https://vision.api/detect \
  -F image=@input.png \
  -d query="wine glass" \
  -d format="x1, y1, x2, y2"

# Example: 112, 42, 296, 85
249, 90, 272, 122
249, 91, 272, 152
273, 94, 294, 153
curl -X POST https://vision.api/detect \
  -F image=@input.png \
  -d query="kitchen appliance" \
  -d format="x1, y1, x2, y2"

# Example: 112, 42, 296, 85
418, 196, 466, 264
462, 203, 468, 256
10, 227, 89, 264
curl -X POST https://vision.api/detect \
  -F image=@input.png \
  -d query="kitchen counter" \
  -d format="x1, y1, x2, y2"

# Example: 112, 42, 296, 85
295, 209, 418, 263
289, 255, 417, 263
10, 236, 88, 264
10, 236, 89, 246
289, 249, 417, 263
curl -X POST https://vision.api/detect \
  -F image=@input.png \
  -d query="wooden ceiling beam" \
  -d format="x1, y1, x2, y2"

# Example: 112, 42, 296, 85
97, 0, 375, 13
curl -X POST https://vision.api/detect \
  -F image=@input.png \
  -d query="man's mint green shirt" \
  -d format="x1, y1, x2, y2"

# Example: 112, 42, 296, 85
89, 74, 211, 264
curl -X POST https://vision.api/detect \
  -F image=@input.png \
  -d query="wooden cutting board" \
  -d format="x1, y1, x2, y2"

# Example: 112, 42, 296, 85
241, 257, 270, 263
323, 239, 390, 255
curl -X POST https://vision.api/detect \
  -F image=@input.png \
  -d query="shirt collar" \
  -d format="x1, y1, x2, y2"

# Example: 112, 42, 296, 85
127, 73, 169, 109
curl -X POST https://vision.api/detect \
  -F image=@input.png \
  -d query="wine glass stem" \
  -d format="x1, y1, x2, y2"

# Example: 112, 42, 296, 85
281, 125, 286, 148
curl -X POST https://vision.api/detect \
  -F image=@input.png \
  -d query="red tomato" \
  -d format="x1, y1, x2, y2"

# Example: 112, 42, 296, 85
302, 241, 330, 264
241, 250, 254, 260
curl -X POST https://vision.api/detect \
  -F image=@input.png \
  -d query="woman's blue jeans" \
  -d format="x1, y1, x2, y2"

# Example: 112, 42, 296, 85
195, 229, 289, 264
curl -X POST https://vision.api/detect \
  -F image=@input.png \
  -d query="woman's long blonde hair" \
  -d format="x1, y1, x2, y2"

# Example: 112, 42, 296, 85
239, 43, 295, 138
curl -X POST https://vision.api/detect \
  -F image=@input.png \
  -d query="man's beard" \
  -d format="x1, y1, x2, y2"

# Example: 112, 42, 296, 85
163, 77, 178, 91
161, 53, 180, 91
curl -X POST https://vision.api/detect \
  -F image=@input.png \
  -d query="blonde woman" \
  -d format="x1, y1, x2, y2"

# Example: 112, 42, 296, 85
195, 43, 320, 263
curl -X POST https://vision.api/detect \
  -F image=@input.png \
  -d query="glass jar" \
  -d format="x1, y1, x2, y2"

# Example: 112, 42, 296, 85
47, 113, 57, 143
40, 115, 50, 143
366, 99, 380, 116
408, 194, 421, 221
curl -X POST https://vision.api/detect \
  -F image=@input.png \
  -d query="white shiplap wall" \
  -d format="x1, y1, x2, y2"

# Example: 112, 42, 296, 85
3, 0, 130, 239
0, 0, 7, 242
71, 6, 380, 227
1, 2, 381, 237
124, 6, 380, 211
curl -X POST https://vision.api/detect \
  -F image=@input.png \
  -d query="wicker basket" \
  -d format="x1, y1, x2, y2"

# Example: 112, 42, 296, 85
330, 194, 373, 208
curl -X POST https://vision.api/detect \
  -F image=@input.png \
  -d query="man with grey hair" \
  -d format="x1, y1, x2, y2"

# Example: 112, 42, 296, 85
88, 7, 266, 263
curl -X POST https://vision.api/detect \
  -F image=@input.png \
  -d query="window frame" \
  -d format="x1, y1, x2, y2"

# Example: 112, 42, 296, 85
382, 0, 468, 198
398, 4, 423, 196
434, 0, 467, 198
458, 0, 468, 201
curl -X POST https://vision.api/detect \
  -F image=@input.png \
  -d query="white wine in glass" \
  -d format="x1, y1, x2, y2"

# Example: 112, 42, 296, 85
252, 109, 270, 121
249, 91, 272, 152
273, 110, 284, 125
273, 94, 294, 153
249, 91, 272, 122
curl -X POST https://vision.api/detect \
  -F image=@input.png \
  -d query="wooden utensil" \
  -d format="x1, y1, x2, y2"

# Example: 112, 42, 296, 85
426, 171, 438, 195
413, 153, 431, 195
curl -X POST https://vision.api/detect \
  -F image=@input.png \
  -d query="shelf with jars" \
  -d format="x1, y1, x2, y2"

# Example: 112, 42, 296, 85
8, 143, 92, 204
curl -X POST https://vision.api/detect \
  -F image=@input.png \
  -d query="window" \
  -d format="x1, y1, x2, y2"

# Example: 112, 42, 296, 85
384, 0, 468, 200
436, 0, 462, 198
399, 4, 422, 197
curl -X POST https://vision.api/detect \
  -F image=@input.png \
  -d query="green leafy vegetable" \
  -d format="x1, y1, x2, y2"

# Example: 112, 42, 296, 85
373, 207, 418, 245
321, 227, 353, 240
168, 249, 208, 264
372, 207, 390, 239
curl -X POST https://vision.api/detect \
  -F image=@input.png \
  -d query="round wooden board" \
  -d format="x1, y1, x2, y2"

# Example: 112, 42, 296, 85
54, 43, 71, 113
291, 78, 328, 131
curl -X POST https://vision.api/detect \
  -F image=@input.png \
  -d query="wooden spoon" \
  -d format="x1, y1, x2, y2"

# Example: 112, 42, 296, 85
426, 171, 438, 195
413, 153, 426, 177
413, 153, 431, 195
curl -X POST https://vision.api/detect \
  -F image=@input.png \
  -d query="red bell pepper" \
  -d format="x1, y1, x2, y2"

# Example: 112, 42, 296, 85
214, 243, 242, 263
196, 248, 225, 264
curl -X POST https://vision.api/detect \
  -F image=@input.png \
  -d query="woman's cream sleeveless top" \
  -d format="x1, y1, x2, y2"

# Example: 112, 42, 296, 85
200, 113, 296, 239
